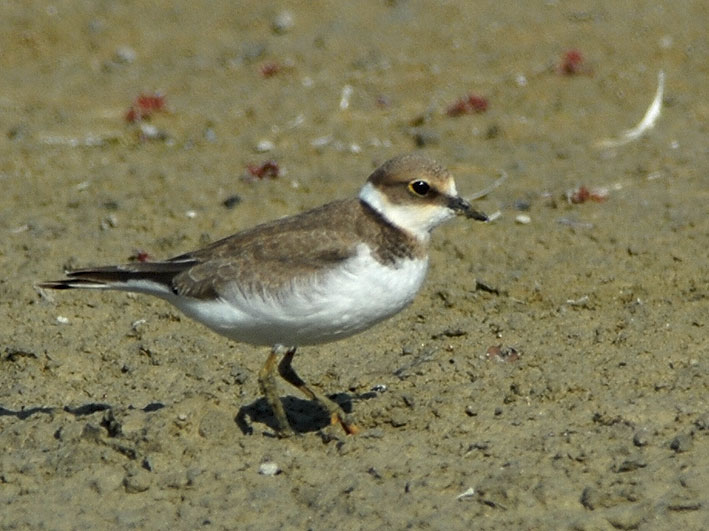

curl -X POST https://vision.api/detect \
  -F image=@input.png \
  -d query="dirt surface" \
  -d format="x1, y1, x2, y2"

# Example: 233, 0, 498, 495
1, 1, 707, 529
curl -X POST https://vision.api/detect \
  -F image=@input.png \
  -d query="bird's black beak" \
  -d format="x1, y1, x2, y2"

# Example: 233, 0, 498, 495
447, 196, 488, 222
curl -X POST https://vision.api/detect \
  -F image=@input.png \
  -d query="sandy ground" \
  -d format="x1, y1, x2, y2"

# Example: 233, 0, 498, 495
1, 1, 707, 529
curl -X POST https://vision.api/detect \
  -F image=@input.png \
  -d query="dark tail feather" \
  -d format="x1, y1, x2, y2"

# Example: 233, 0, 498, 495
38, 260, 197, 291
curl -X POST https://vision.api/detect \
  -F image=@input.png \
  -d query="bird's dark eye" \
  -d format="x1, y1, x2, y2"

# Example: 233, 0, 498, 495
409, 180, 430, 196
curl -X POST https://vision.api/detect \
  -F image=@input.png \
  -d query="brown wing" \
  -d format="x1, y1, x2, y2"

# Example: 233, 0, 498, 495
170, 199, 363, 299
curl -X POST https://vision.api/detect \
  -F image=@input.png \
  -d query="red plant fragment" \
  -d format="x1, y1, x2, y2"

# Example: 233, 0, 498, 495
129, 250, 151, 262
260, 62, 281, 78
247, 160, 280, 179
567, 185, 609, 204
559, 49, 591, 76
446, 94, 488, 117
570, 185, 590, 203
125, 92, 166, 123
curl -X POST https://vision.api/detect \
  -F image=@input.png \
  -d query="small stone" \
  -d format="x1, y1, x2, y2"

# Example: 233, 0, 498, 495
515, 214, 531, 224
614, 458, 647, 473
410, 128, 440, 147
580, 486, 600, 510
272, 11, 294, 34
186, 468, 203, 486
198, 408, 234, 440
160, 470, 188, 489
114, 46, 136, 64
255, 139, 275, 152
123, 469, 151, 493
90, 466, 124, 495
222, 195, 242, 209
100, 214, 118, 230
229, 363, 249, 383
401, 344, 415, 356
389, 412, 408, 427
632, 429, 649, 447
259, 462, 280, 476
203, 127, 217, 143
514, 199, 531, 211
669, 433, 693, 453
138, 123, 160, 140
694, 412, 709, 431
339, 85, 353, 111
605, 503, 647, 530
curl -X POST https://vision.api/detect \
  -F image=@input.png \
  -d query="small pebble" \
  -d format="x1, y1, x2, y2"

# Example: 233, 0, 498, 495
123, 470, 151, 493
203, 127, 217, 143
694, 412, 709, 431
486, 210, 502, 222
258, 462, 280, 476
339, 85, 353, 111
100, 214, 118, 230
229, 364, 249, 384
255, 139, 274, 153
311, 135, 332, 148
614, 458, 647, 472
56, 315, 69, 324
272, 11, 294, 34
114, 46, 136, 64
138, 123, 160, 140
670, 433, 693, 453
410, 128, 440, 147
605, 504, 646, 530
389, 412, 408, 427
514, 199, 531, 211
633, 429, 649, 447
222, 195, 242, 209
515, 214, 531, 225
580, 486, 599, 510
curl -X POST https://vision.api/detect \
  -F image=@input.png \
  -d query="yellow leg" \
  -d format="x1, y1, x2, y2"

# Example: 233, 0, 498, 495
258, 346, 295, 437
277, 347, 360, 435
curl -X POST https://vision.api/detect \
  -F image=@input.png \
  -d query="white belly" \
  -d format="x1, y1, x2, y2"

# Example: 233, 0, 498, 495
171, 246, 429, 346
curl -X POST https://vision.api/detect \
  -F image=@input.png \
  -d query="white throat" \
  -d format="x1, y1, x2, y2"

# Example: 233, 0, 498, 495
359, 182, 455, 241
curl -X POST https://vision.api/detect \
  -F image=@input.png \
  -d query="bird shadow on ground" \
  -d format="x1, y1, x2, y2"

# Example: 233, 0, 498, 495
235, 393, 356, 436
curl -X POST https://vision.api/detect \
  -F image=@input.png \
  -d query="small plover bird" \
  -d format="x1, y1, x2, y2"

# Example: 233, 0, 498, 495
40, 154, 487, 436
